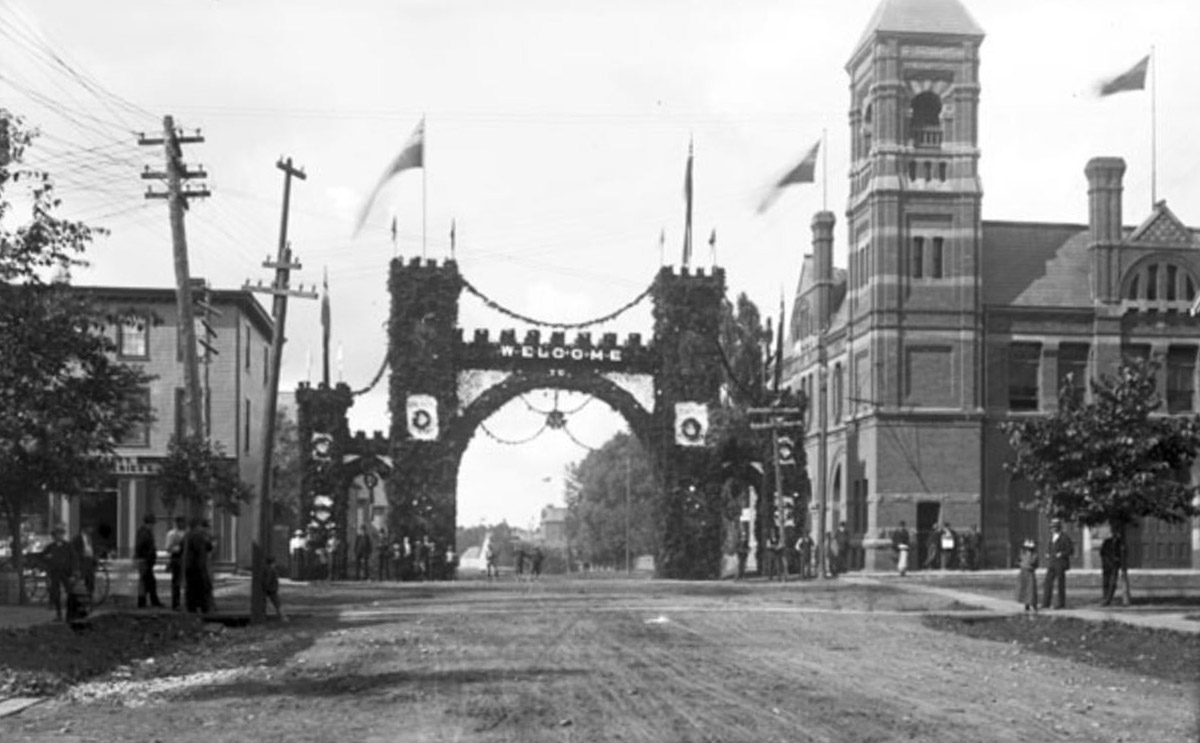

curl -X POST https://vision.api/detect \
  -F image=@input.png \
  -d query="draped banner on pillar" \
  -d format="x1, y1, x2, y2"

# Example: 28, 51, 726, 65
674, 402, 709, 447
406, 394, 439, 440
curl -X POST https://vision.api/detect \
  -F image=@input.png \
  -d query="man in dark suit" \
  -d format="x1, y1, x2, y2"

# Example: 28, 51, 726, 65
1042, 518, 1074, 609
353, 524, 372, 581
1100, 529, 1126, 606
834, 522, 851, 574
40, 525, 74, 621
134, 513, 163, 608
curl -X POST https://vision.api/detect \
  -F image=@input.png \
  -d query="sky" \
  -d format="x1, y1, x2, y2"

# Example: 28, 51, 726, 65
3, 0, 1199, 529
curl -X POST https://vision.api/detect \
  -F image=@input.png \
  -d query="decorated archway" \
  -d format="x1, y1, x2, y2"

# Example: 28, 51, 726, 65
298, 257, 726, 579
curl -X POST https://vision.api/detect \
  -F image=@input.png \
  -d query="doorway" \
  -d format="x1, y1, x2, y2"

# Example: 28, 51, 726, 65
77, 488, 118, 558
915, 501, 941, 570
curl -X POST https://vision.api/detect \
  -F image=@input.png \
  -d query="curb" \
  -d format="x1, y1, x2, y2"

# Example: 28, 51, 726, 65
0, 697, 43, 718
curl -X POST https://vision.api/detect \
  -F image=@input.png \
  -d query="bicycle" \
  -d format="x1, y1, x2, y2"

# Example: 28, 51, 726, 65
91, 559, 111, 607
0, 553, 48, 605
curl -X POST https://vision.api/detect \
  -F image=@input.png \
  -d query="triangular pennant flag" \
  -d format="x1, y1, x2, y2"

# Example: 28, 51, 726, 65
757, 140, 821, 214
1095, 55, 1150, 97
354, 117, 425, 236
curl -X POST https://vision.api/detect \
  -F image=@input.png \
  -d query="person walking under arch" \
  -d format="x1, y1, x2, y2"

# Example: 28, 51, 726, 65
353, 524, 372, 581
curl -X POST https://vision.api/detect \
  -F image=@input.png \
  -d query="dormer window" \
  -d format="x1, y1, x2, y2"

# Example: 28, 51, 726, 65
910, 92, 942, 148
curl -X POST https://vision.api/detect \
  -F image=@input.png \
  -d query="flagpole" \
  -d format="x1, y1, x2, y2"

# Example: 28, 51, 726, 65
422, 139, 428, 260
821, 128, 828, 212
683, 137, 694, 269
1150, 45, 1157, 208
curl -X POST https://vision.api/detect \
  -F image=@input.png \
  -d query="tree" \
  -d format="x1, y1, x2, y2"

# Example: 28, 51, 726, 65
565, 432, 656, 570
0, 110, 152, 603
271, 407, 302, 527
159, 434, 254, 518
711, 293, 807, 573
1001, 358, 1200, 604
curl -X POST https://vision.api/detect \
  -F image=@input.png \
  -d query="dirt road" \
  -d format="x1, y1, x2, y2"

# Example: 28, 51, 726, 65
3, 578, 1196, 742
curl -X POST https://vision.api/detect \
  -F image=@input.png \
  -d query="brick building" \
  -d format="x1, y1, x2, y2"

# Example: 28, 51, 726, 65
44, 282, 274, 569
786, 0, 1199, 571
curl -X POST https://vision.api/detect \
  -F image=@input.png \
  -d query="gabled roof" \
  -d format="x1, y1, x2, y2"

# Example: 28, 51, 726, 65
981, 221, 1094, 308
1128, 201, 1197, 246
854, 0, 984, 53
789, 259, 848, 339
828, 269, 849, 331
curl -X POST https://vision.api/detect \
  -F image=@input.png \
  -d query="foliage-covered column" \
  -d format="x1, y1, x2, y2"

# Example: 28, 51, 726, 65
388, 258, 463, 551
651, 266, 726, 578
295, 382, 353, 574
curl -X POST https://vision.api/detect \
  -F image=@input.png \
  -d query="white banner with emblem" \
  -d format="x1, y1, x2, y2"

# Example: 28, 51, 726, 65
406, 394, 439, 441
674, 402, 709, 447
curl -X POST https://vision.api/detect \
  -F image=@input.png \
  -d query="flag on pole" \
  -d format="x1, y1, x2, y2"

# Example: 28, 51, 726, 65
773, 289, 785, 393
658, 228, 666, 265
1095, 55, 1150, 96
321, 267, 331, 386
450, 218, 457, 258
708, 228, 717, 265
757, 140, 821, 214
354, 117, 425, 236
682, 139, 694, 267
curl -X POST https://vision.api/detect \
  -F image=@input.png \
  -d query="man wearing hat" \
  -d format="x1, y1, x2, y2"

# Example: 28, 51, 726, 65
1042, 518, 1074, 609
39, 525, 73, 621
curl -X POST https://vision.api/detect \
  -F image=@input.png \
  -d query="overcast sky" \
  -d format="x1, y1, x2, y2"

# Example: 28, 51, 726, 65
3, 0, 1198, 528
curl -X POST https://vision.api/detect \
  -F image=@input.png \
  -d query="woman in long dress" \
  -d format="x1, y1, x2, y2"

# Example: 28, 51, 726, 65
1016, 538, 1039, 614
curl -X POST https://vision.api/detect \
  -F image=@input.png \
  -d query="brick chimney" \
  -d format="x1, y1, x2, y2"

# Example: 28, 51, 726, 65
1085, 157, 1125, 302
812, 211, 836, 330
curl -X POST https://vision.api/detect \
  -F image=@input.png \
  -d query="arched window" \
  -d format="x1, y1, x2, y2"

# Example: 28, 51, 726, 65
862, 104, 873, 155
1124, 260, 1199, 306
833, 364, 844, 422
910, 92, 943, 147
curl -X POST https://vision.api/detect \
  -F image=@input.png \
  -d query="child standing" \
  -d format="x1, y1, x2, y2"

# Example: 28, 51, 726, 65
1016, 538, 1039, 614
263, 556, 287, 621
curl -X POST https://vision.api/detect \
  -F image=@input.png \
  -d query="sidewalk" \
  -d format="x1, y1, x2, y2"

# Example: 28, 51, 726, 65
842, 573, 1200, 634
0, 571, 245, 630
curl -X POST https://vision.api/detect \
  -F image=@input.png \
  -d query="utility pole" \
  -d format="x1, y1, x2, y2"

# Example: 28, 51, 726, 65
140, 116, 209, 439
749, 405, 803, 582
192, 279, 221, 437
625, 453, 632, 575
246, 157, 315, 624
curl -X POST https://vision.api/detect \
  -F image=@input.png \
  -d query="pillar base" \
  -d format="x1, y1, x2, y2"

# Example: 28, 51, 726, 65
862, 537, 896, 572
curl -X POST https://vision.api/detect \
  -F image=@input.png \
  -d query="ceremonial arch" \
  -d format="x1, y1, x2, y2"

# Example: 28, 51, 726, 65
297, 257, 728, 578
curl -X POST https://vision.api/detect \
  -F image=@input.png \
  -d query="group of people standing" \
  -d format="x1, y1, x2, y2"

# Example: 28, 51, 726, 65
38, 513, 217, 622
897, 522, 982, 573
739, 522, 853, 580
287, 524, 457, 582
351, 525, 457, 582
142, 514, 216, 614
1016, 518, 1077, 612
37, 523, 100, 622
513, 544, 544, 578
